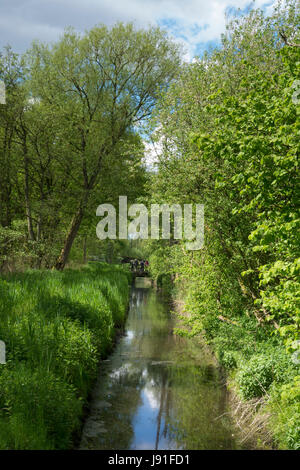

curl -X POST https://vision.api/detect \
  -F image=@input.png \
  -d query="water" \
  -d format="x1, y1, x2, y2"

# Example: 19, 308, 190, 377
80, 278, 240, 450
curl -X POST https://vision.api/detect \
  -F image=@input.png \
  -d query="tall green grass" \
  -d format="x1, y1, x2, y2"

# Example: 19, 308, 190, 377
0, 262, 131, 449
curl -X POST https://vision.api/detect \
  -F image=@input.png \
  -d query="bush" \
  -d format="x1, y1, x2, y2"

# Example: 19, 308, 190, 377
237, 355, 274, 399
217, 350, 238, 369
236, 351, 296, 400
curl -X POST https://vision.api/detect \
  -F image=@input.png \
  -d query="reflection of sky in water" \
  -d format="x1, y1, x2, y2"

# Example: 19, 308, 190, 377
124, 330, 134, 344
109, 363, 131, 379
130, 387, 168, 450
144, 384, 159, 410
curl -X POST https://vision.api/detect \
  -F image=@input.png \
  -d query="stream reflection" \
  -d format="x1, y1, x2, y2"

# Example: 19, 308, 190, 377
80, 278, 239, 450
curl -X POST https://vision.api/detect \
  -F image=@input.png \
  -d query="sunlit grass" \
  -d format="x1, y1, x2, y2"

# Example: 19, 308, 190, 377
0, 262, 131, 449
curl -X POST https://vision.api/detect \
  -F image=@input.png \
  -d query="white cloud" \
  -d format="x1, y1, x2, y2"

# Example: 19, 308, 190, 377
0, 1, 276, 58
144, 138, 162, 170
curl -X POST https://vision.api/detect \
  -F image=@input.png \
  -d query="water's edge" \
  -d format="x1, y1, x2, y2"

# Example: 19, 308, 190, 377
73, 286, 131, 449
80, 278, 245, 450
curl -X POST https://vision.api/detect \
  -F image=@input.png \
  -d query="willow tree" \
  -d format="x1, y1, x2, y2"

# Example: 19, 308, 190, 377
27, 23, 181, 270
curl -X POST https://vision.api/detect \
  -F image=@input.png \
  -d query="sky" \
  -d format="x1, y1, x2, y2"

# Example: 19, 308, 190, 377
0, 0, 276, 60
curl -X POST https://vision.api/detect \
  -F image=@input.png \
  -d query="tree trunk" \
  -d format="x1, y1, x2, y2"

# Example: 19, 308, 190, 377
0, 124, 13, 227
23, 135, 35, 241
83, 235, 87, 264
54, 206, 84, 271
54, 153, 102, 271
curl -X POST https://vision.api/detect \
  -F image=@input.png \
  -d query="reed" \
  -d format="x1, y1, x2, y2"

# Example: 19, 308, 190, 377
0, 262, 131, 449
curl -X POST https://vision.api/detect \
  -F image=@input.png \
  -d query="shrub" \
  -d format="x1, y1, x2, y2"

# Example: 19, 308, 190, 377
236, 351, 296, 399
218, 350, 238, 369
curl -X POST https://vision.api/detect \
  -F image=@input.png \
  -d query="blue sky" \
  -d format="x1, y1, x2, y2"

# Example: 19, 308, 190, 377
0, 0, 276, 60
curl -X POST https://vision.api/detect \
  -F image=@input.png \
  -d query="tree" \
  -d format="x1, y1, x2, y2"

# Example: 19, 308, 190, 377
27, 23, 181, 269
0, 47, 25, 229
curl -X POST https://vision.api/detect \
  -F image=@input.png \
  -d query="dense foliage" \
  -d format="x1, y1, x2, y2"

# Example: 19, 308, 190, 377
0, 23, 180, 271
0, 0, 299, 451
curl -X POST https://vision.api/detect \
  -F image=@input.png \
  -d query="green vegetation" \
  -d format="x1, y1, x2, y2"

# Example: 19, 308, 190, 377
0, 0, 299, 451
0, 20, 180, 450
0, 23, 180, 271
0, 263, 131, 449
145, 0, 300, 449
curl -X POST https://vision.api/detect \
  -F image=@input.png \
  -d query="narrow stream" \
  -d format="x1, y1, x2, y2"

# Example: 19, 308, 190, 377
80, 278, 240, 450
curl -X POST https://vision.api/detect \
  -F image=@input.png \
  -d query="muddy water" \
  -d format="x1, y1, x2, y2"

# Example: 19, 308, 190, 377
80, 278, 240, 450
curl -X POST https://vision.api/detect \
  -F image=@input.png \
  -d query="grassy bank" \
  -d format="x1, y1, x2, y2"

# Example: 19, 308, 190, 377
202, 312, 299, 449
0, 262, 131, 449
